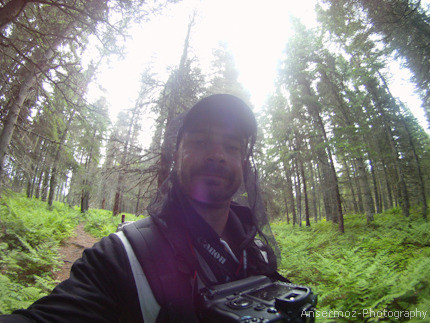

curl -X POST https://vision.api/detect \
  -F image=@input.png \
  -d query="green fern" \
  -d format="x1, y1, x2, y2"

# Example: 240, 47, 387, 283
273, 209, 430, 322
0, 191, 81, 314
83, 209, 145, 238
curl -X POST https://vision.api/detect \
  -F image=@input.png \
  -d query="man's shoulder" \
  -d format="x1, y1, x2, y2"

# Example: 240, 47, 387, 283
119, 216, 168, 248
132, 216, 155, 228
117, 216, 155, 232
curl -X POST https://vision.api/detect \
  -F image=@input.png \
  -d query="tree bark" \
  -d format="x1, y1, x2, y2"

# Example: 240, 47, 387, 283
0, 0, 27, 29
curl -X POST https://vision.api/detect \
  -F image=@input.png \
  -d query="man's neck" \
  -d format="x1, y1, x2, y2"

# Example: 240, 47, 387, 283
188, 199, 230, 236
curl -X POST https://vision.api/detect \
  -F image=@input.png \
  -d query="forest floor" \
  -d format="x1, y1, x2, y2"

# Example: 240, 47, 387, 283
53, 223, 99, 282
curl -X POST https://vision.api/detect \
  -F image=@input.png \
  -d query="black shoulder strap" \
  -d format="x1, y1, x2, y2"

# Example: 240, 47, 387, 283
122, 218, 197, 321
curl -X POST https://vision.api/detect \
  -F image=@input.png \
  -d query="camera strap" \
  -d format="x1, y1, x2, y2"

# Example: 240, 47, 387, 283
121, 217, 199, 322
183, 208, 251, 284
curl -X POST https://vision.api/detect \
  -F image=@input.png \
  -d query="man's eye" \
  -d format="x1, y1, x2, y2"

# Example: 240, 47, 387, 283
192, 139, 206, 146
226, 143, 241, 152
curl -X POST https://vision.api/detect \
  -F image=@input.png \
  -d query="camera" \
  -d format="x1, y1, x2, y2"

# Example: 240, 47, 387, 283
198, 275, 317, 323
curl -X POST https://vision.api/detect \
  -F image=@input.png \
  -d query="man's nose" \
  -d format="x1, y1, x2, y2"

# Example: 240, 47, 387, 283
206, 141, 226, 162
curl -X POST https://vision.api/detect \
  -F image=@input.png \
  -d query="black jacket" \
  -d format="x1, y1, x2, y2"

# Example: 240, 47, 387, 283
2, 231, 143, 322
1, 201, 277, 322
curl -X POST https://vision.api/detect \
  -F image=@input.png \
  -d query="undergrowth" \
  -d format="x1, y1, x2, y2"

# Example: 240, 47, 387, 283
0, 192, 145, 314
2, 191, 429, 322
272, 208, 430, 322
82, 209, 145, 238
0, 191, 80, 314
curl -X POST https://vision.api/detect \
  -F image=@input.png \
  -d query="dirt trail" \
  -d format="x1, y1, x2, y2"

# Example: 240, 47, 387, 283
54, 222, 99, 282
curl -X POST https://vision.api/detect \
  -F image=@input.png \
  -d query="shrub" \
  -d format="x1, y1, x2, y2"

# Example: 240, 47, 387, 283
82, 209, 145, 238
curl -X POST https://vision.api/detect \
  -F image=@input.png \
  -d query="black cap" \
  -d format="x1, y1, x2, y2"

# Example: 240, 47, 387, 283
176, 94, 257, 150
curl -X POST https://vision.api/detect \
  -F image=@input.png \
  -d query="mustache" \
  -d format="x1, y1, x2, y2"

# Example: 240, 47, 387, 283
193, 162, 230, 178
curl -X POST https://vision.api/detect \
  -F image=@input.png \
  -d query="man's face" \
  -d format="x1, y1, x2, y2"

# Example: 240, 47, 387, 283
175, 123, 245, 206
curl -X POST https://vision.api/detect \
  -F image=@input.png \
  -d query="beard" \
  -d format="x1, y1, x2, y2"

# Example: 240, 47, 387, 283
179, 162, 242, 206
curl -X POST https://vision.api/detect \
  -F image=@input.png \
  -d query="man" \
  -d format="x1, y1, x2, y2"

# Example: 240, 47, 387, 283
1, 94, 280, 322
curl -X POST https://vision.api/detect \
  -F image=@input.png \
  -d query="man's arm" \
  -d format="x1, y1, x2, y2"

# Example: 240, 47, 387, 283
0, 234, 143, 323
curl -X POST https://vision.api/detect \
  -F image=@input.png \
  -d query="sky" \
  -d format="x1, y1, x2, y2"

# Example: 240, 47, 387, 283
88, 0, 316, 115
87, 0, 428, 133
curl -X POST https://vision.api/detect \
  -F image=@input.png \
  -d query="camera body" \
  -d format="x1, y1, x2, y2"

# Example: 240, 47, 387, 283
198, 275, 317, 322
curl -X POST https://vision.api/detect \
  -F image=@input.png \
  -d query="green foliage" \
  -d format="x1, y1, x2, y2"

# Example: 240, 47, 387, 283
82, 209, 145, 238
2, 190, 429, 321
0, 191, 81, 314
272, 210, 430, 322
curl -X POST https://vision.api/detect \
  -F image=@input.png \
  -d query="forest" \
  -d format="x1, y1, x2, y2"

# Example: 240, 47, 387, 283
0, 0, 429, 321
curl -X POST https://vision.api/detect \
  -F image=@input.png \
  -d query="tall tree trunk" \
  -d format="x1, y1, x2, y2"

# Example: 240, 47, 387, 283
81, 129, 96, 213
112, 102, 143, 216
48, 111, 75, 207
294, 158, 302, 227
369, 157, 382, 214
0, 23, 73, 195
380, 154, 393, 210
386, 125, 410, 217
32, 139, 48, 199
352, 158, 364, 214
342, 158, 359, 213
310, 99, 344, 231
365, 77, 410, 217
35, 168, 43, 199
283, 160, 297, 226
113, 108, 137, 216
380, 72, 428, 219
300, 160, 311, 227
356, 155, 375, 223
157, 15, 195, 188
295, 132, 310, 227
81, 189, 90, 213
309, 163, 318, 222
407, 138, 428, 220
26, 175, 32, 198
319, 65, 373, 223
135, 185, 142, 215
41, 168, 50, 202
282, 190, 290, 224
301, 77, 343, 230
